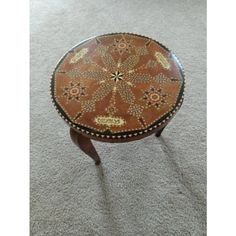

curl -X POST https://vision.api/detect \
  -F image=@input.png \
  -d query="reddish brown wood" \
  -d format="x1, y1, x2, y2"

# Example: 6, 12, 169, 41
70, 128, 101, 165
51, 33, 184, 142
69, 122, 168, 164
51, 33, 185, 164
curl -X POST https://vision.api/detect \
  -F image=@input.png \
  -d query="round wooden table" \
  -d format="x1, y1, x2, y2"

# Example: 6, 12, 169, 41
51, 33, 185, 165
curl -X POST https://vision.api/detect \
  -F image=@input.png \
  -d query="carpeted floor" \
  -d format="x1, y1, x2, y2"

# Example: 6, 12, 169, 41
30, 0, 206, 235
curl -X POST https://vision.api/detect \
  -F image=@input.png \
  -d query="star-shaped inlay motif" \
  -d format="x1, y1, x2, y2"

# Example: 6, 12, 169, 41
112, 37, 133, 55
111, 71, 124, 82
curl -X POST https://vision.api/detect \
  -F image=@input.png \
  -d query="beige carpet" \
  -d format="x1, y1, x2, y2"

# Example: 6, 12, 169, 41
30, 0, 206, 235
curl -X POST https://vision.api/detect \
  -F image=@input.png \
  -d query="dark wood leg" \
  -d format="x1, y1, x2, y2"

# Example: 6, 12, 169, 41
155, 125, 166, 137
70, 128, 101, 165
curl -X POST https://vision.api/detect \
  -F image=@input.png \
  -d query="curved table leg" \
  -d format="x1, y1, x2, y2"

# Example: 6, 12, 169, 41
70, 128, 101, 165
155, 125, 166, 137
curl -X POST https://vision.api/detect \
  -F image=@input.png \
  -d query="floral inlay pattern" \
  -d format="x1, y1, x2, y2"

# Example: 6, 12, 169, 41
52, 33, 184, 136
111, 71, 124, 82
142, 86, 168, 109
62, 81, 86, 102
112, 37, 133, 55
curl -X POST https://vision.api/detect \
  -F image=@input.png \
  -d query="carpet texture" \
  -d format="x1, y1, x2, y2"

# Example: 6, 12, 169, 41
30, 0, 206, 235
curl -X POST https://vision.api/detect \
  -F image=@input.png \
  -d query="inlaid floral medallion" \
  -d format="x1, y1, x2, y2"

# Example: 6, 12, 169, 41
51, 33, 184, 139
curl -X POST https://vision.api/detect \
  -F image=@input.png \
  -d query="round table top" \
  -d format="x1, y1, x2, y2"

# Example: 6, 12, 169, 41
51, 33, 184, 141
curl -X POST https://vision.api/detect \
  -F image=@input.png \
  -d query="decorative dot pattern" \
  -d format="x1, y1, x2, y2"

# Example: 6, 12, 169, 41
51, 33, 185, 140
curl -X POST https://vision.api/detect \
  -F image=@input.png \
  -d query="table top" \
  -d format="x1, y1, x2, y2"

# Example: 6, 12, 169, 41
51, 33, 184, 141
